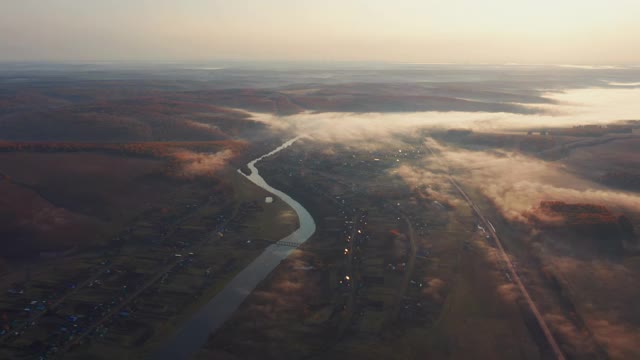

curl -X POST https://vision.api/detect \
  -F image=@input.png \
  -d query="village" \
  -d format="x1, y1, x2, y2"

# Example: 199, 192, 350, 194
0, 166, 299, 359
200, 138, 519, 359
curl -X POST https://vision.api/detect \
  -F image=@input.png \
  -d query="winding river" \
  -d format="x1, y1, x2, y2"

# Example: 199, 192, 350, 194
154, 137, 316, 360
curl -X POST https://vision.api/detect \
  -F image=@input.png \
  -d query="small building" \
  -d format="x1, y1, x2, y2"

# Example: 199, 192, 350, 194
265, 197, 274, 204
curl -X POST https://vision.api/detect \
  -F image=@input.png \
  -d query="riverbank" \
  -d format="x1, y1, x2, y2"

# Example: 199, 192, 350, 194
153, 138, 316, 360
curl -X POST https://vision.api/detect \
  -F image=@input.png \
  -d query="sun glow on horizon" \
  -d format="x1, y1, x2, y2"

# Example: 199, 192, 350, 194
1, 0, 639, 64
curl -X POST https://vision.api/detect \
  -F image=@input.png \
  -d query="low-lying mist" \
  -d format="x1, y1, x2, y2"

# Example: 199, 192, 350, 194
247, 87, 640, 145
427, 141, 640, 220
171, 149, 235, 178
246, 86, 640, 219
242, 84, 640, 358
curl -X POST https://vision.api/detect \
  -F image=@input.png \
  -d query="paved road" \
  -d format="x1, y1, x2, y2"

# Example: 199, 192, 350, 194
334, 211, 361, 342
54, 202, 239, 357
388, 209, 417, 324
59, 260, 180, 356
0, 265, 109, 344
537, 134, 636, 158
426, 143, 566, 360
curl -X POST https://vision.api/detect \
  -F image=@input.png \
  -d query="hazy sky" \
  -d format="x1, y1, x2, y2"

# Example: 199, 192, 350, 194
2, 0, 639, 64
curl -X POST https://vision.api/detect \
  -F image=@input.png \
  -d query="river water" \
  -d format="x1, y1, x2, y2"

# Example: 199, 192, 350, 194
154, 137, 316, 360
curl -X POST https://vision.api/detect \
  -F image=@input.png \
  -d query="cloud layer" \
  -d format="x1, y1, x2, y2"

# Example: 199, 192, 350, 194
246, 87, 640, 146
